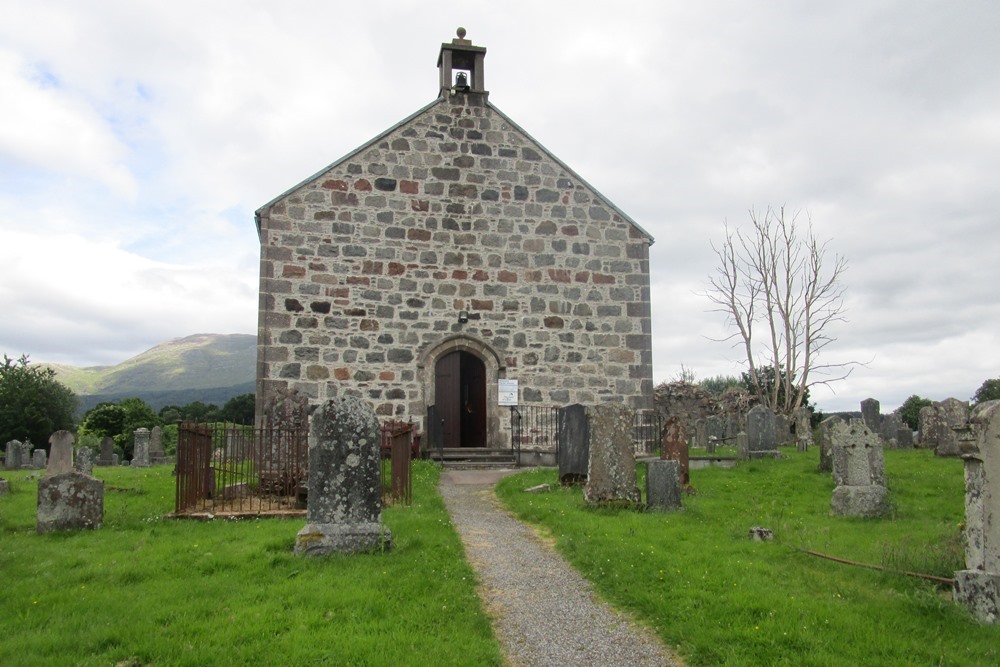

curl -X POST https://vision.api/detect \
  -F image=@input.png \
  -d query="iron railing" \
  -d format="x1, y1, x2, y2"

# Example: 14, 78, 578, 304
380, 420, 413, 506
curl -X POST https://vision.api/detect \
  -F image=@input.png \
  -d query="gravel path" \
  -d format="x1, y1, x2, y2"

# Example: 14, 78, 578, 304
439, 470, 682, 667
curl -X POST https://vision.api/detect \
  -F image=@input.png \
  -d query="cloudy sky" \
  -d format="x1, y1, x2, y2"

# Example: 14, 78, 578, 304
1, 1, 998, 413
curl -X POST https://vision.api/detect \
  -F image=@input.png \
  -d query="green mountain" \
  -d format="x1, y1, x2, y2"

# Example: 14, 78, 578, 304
44, 333, 257, 414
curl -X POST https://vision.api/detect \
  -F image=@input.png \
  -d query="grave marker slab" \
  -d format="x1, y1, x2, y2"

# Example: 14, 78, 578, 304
830, 418, 889, 518
660, 416, 689, 486
5, 440, 23, 470
74, 446, 95, 475
557, 403, 589, 485
646, 460, 682, 511
37, 472, 104, 533
132, 428, 151, 467
47, 431, 74, 475
98, 437, 115, 466
294, 396, 392, 556
584, 403, 641, 505
746, 405, 779, 459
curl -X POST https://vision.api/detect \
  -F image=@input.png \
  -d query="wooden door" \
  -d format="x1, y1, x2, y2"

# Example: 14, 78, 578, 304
435, 350, 487, 448
435, 352, 461, 448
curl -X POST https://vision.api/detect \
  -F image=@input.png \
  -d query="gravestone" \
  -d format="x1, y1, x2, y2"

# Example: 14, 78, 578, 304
660, 416, 689, 486
693, 419, 707, 450
47, 431, 74, 475
795, 406, 812, 451
5, 440, 23, 470
583, 403, 641, 505
880, 413, 904, 445
746, 405, 779, 459
736, 431, 749, 461
32, 449, 47, 469
0, 478, 8, 495
895, 427, 914, 450
918, 405, 939, 450
149, 426, 165, 464
75, 446, 95, 475
98, 437, 115, 466
774, 414, 792, 446
817, 416, 843, 473
936, 398, 970, 458
37, 472, 104, 533
294, 396, 392, 556
954, 400, 1000, 623
646, 459, 682, 511
557, 403, 589, 485
20, 441, 33, 469
830, 418, 889, 517
132, 428, 151, 467
860, 398, 881, 433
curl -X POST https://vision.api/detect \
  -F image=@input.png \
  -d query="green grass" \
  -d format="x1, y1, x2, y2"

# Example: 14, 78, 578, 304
496, 447, 1000, 667
0, 462, 501, 667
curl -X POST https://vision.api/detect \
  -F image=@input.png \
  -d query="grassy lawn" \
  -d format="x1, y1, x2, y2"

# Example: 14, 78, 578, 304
0, 462, 502, 667
496, 447, 1000, 667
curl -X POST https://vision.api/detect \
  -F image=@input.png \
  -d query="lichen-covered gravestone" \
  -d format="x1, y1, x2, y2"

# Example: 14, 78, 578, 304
918, 404, 940, 450
817, 415, 843, 473
830, 419, 889, 518
37, 431, 104, 534
583, 403, 641, 505
860, 397, 881, 434
795, 406, 812, 452
5, 440, 22, 470
661, 415, 689, 486
294, 397, 392, 556
936, 398, 970, 458
954, 400, 1000, 623
149, 425, 165, 464
31, 449, 47, 469
74, 446, 95, 475
98, 437, 115, 466
557, 403, 589, 485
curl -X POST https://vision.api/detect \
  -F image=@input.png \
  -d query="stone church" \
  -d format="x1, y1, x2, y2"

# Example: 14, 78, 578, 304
255, 29, 654, 451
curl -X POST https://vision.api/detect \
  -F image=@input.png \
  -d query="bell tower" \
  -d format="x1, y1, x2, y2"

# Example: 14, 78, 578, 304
437, 27, 488, 99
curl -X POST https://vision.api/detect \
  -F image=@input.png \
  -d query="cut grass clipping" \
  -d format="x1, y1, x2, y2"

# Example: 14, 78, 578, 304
496, 447, 999, 667
0, 462, 502, 667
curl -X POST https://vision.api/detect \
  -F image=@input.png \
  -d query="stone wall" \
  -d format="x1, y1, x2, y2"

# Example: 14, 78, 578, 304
256, 92, 653, 430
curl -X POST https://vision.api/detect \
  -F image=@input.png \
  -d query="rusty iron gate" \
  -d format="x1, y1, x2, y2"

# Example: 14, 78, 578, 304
174, 420, 308, 516
380, 420, 414, 506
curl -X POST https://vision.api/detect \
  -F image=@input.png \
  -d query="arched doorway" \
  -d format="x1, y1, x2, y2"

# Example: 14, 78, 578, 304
435, 350, 486, 448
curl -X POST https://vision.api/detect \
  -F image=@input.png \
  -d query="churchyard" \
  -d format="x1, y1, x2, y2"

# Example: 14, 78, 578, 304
2, 442, 999, 665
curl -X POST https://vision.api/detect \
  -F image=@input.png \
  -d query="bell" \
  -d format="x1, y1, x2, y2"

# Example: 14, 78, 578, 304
455, 72, 468, 88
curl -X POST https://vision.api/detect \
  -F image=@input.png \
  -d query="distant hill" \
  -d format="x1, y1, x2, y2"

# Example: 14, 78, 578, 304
44, 333, 256, 414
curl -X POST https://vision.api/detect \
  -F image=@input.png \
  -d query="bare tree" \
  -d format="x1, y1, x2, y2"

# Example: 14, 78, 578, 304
706, 206, 853, 416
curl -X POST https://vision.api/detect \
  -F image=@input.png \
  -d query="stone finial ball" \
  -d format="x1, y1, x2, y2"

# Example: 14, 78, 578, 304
457, 27, 467, 39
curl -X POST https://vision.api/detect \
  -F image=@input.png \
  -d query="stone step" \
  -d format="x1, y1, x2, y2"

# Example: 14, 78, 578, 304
428, 448, 518, 469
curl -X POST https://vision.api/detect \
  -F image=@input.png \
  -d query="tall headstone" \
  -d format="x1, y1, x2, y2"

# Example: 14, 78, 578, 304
557, 403, 589, 485
860, 397, 881, 434
918, 404, 939, 450
895, 427, 914, 450
646, 460, 682, 511
880, 413, 904, 445
794, 406, 812, 451
4, 440, 22, 470
584, 403, 641, 505
47, 431, 74, 475
19, 441, 33, 469
294, 396, 392, 556
132, 428, 151, 467
262, 387, 310, 476
98, 437, 115, 466
74, 446, 95, 475
694, 419, 708, 450
746, 405, 779, 459
149, 426, 165, 464
774, 414, 792, 446
954, 400, 1000, 623
660, 416, 689, 486
37, 472, 104, 533
936, 398, 970, 458
817, 416, 843, 473
830, 418, 889, 517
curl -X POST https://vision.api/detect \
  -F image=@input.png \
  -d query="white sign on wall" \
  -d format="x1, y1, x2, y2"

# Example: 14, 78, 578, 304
498, 379, 519, 406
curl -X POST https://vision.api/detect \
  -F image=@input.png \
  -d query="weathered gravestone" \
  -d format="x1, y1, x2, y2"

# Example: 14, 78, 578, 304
20, 441, 33, 468
294, 397, 392, 556
261, 387, 310, 488
32, 449, 47, 469
694, 419, 708, 450
830, 418, 889, 518
132, 428, 151, 467
817, 416, 843, 473
646, 459, 682, 511
880, 413, 904, 446
38, 430, 104, 534
660, 416, 689, 486
47, 431, 74, 475
860, 398, 881, 434
583, 403, 641, 505
936, 398, 970, 458
895, 427, 914, 450
4, 440, 22, 470
918, 404, 939, 450
149, 426, 165, 464
37, 472, 104, 533
98, 437, 115, 466
557, 403, 589, 485
795, 406, 812, 452
954, 400, 1000, 623
774, 414, 792, 446
746, 405, 780, 459
736, 431, 749, 461
74, 446, 95, 475
0, 478, 8, 496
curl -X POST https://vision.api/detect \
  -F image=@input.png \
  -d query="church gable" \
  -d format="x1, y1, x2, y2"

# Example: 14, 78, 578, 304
255, 30, 654, 436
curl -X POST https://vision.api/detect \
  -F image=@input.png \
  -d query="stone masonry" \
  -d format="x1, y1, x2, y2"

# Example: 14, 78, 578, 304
254, 31, 654, 447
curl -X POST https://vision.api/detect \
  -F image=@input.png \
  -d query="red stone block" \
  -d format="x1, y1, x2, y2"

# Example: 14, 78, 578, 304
575, 271, 590, 282
471, 299, 494, 311
498, 270, 518, 283
334, 367, 351, 380
407, 228, 431, 241
322, 179, 349, 191
547, 269, 571, 283
400, 180, 419, 194
282, 265, 306, 278
411, 199, 429, 212
362, 261, 384, 275
347, 276, 370, 285
452, 270, 468, 280
472, 270, 489, 281
561, 225, 580, 236
379, 371, 396, 381
388, 262, 406, 276
354, 179, 372, 191
593, 273, 616, 284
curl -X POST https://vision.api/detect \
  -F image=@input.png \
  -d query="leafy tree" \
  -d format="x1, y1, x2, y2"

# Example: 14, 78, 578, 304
0, 354, 77, 449
706, 206, 858, 416
180, 401, 219, 422
699, 374, 743, 396
158, 405, 183, 424
972, 379, 1000, 406
80, 397, 160, 459
220, 393, 255, 424
898, 395, 932, 430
